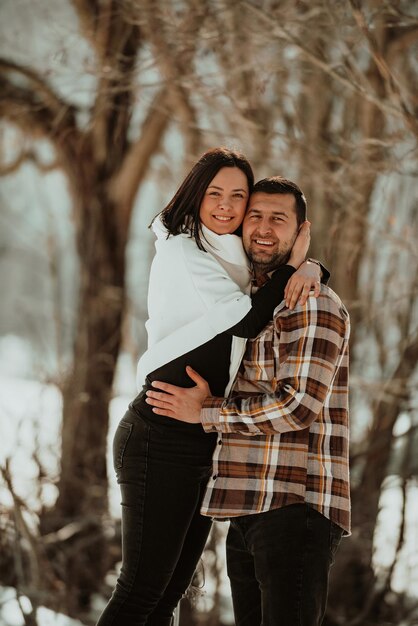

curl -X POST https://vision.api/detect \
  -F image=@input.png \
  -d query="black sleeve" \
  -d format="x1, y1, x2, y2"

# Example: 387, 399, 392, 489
226, 265, 295, 338
319, 263, 330, 285
227, 261, 331, 338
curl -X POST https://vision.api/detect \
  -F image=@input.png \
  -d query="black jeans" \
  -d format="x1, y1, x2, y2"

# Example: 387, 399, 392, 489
97, 407, 216, 626
226, 503, 343, 626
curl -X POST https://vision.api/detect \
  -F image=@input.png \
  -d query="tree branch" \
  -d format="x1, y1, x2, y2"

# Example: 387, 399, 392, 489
387, 25, 418, 61
0, 60, 84, 209
138, 0, 203, 156
242, 1, 418, 138
0, 60, 80, 150
0, 59, 74, 118
1, 461, 41, 587
348, 0, 418, 137
71, 0, 100, 54
0, 81, 82, 189
86, 2, 141, 166
108, 87, 172, 237
0, 147, 60, 175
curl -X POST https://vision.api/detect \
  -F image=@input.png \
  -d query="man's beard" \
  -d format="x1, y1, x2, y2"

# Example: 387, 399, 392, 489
247, 245, 292, 275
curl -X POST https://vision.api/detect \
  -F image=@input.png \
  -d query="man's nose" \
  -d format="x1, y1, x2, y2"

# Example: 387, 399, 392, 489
257, 219, 272, 235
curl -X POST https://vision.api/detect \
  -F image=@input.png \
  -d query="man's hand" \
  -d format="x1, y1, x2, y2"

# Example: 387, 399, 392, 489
145, 366, 211, 423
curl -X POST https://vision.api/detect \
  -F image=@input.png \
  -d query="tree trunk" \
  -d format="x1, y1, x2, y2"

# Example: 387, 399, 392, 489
40, 185, 127, 612
327, 334, 418, 624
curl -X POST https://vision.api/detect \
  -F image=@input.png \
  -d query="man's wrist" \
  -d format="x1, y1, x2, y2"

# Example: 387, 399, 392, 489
201, 396, 224, 432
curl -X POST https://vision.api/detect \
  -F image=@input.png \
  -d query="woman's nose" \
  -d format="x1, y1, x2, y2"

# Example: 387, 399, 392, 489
218, 197, 232, 210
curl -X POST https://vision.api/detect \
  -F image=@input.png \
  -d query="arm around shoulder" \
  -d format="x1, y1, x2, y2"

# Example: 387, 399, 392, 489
201, 289, 350, 435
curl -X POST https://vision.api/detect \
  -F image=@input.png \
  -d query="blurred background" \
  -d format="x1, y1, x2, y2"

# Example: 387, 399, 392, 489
0, 1, 417, 625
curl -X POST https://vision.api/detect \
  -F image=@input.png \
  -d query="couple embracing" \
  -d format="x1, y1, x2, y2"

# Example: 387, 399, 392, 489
97, 148, 350, 626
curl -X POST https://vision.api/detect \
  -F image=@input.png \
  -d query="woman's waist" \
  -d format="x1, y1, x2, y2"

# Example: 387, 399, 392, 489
130, 384, 212, 435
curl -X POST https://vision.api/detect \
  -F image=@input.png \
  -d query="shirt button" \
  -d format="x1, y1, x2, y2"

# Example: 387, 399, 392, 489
212, 474, 217, 480
218, 439, 222, 445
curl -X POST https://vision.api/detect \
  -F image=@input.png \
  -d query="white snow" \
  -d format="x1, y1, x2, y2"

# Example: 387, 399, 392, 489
0, 335, 417, 624
0, 587, 85, 626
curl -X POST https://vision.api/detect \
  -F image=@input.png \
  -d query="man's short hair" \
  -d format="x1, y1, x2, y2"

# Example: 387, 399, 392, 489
252, 177, 307, 226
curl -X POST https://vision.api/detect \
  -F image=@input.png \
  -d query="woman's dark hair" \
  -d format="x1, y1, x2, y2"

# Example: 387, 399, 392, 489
154, 147, 254, 251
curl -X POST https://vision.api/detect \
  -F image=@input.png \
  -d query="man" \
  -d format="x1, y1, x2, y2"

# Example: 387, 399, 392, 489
146, 177, 350, 626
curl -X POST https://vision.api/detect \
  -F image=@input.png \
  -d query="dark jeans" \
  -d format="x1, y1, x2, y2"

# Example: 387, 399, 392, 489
97, 407, 216, 626
226, 503, 343, 626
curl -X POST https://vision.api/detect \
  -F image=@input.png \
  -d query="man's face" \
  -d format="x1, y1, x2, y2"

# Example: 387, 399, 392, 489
242, 192, 299, 273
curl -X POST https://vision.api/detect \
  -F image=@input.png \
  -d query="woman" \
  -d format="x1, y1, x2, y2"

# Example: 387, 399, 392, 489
97, 148, 322, 626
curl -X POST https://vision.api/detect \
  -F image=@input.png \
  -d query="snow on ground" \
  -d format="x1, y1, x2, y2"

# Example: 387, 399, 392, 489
0, 587, 85, 626
0, 335, 417, 624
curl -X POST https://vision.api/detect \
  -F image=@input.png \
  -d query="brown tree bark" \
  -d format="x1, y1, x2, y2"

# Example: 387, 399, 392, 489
1, 1, 417, 621
0, 1, 175, 612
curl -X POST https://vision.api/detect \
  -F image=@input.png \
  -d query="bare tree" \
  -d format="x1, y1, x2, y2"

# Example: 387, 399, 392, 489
0, 0, 200, 612
198, 1, 418, 623
1, 1, 418, 623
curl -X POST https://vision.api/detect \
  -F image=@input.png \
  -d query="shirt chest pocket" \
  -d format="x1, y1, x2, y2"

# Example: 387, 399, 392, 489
240, 326, 277, 386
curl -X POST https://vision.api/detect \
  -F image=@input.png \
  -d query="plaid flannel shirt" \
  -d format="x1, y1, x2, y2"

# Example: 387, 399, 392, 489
200, 285, 351, 534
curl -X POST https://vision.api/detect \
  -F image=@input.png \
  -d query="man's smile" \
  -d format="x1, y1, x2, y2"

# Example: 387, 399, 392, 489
253, 238, 274, 247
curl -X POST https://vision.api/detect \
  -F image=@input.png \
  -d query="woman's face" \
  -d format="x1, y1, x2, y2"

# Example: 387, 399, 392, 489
199, 167, 249, 235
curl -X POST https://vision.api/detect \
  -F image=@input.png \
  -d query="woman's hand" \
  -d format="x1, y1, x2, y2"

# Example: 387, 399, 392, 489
284, 260, 321, 310
288, 221, 311, 269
